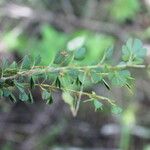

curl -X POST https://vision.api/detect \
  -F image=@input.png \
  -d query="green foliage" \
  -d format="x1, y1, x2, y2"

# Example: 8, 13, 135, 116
19, 90, 29, 101
144, 145, 150, 150
2, 30, 20, 49
42, 90, 53, 104
30, 76, 35, 89
54, 51, 74, 66
3, 25, 114, 66
1, 142, 13, 150
28, 91, 34, 103
79, 34, 114, 64
21, 55, 32, 69
0, 38, 147, 116
9, 93, 17, 103
4, 25, 68, 65
108, 70, 131, 87
122, 38, 147, 64
110, 0, 140, 22
62, 91, 74, 110
93, 99, 103, 111
111, 105, 122, 114
74, 48, 86, 60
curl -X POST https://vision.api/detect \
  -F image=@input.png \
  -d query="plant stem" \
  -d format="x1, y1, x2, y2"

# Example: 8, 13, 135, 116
2, 64, 149, 81
37, 83, 115, 106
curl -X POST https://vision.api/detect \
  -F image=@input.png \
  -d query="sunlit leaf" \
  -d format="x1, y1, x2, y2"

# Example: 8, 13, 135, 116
67, 36, 85, 50
62, 91, 74, 107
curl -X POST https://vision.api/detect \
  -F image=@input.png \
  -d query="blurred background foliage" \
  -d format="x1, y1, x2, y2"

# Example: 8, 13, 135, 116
110, 0, 140, 22
3, 24, 115, 65
0, 0, 150, 150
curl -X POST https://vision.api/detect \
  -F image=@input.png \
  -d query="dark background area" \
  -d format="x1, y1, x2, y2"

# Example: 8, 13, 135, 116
0, 0, 150, 150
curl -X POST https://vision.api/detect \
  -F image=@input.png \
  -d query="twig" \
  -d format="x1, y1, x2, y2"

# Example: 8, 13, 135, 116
2, 63, 149, 81
38, 83, 116, 106
74, 72, 87, 116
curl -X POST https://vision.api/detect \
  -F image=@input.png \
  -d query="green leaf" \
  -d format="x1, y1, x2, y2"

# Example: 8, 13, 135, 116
105, 46, 114, 59
42, 90, 51, 100
3, 88, 11, 97
122, 45, 131, 61
91, 71, 102, 83
93, 99, 103, 111
101, 46, 114, 63
34, 55, 42, 66
54, 50, 74, 66
122, 38, 147, 64
75, 77, 82, 86
0, 68, 2, 77
21, 55, 32, 69
55, 77, 61, 88
19, 91, 29, 101
108, 70, 131, 86
14, 80, 24, 93
9, 93, 17, 103
46, 95, 53, 105
0, 79, 5, 88
9, 61, 17, 69
1, 58, 9, 70
28, 91, 34, 103
67, 36, 85, 50
68, 69, 79, 78
111, 105, 122, 114
30, 76, 35, 89
74, 47, 86, 60
62, 91, 74, 107
0, 89, 3, 98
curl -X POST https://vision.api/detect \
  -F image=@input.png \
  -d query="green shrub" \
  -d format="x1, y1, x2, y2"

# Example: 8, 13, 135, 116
0, 38, 147, 116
